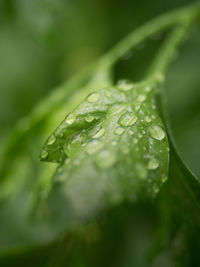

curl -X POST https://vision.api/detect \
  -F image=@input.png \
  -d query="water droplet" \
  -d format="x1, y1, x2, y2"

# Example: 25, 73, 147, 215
114, 127, 125, 135
85, 115, 95, 123
86, 140, 104, 155
87, 93, 100, 103
149, 125, 165, 140
47, 135, 56, 145
145, 86, 151, 92
137, 94, 146, 102
135, 103, 141, 111
145, 115, 151, 123
41, 150, 48, 159
117, 79, 133, 91
65, 113, 76, 125
155, 72, 165, 82
109, 103, 127, 115
95, 150, 116, 169
119, 112, 137, 127
138, 133, 143, 138
147, 158, 159, 170
93, 128, 105, 138
161, 174, 167, 183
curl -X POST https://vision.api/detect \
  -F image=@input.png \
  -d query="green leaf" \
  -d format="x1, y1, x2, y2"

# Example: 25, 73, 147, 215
41, 78, 169, 216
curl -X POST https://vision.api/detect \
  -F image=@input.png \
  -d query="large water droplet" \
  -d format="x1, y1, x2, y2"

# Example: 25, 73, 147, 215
147, 158, 159, 170
109, 103, 127, 115
65, 113, 76, 125
119, 112, 137, 127
47, 135, 56, 145
114, 127, 125, 135
95, 150, 116, 169
86, 140, 104, 155
87, 92, 100, 103
93, 128, 105, 138
149, 125, 165, 140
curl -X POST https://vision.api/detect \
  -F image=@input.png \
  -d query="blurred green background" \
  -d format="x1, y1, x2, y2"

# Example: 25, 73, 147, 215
0, 0, 200, 266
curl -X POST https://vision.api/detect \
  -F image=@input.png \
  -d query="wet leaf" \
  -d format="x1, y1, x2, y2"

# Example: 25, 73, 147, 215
41, 79, 169, 216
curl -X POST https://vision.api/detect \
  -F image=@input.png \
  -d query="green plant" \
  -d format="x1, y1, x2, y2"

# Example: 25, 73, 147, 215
0, 2, 200, 266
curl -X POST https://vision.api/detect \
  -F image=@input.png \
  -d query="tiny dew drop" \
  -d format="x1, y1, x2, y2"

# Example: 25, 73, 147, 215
85, 115, 95, 123
119, 112, 137, 127
65, 113, 76, 125
137, 94, 146, 102
145, 115, 151, 123
93, 128, 105, 138
117, 79, 133, 91
138, 133, 143, 138
87, 92, 100, 103
161, 174, 167, 183
47, 135, 56, 145
114, 127, 125, 135
135, 103, 141, 111
41, 150, 48, 159
149, 125, 166, 140
86, 140, 104, 155
155, 72, 165, 83
147, 158, 159, 170
95, 149, 116, 169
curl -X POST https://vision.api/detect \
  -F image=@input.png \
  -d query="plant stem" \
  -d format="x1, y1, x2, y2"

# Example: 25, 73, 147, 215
101, 1, 200, 69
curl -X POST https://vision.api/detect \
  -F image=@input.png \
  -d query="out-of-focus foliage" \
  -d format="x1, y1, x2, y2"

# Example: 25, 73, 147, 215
0, 0, 200, 267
